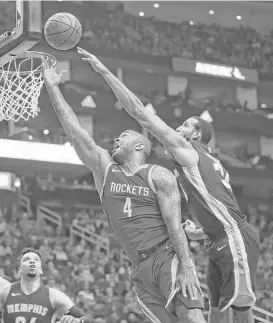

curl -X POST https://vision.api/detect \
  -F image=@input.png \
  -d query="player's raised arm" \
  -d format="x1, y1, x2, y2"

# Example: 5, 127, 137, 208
42, 56, 112, 193
151, 166, 202, 300
50, 288, 91, 323
77, 49, 194, 155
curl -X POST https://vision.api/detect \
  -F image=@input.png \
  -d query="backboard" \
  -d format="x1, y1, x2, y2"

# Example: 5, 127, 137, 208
0, 0, 42, 67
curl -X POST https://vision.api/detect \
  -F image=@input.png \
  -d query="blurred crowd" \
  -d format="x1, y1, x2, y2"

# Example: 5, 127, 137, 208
80, 2, 273, 74
0, 205, 148, 323
0, 195, 273, 318
0, 1, 273, 321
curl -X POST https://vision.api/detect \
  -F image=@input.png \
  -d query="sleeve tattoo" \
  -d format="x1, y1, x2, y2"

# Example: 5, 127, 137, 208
153, 167, 194, 270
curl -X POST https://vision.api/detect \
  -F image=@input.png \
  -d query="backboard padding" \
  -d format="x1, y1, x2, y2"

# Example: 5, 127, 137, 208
0, 0, 42, 67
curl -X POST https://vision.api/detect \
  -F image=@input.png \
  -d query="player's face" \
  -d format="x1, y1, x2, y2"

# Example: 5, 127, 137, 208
112, 131, 136, 163
176, 118, 198, 141
19, 252, 42, 278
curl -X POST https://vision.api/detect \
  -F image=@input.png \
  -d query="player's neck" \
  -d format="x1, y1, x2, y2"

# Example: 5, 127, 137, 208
120, 159, 145, 175
20, 278, 41, 295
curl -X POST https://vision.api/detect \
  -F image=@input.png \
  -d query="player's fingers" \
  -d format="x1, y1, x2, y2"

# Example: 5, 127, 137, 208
68, 317, 75, 323
59, 69, 67, 77
186, 219, 193, 226
187, 284, 195, 300
181, 282, 187, 298
77, 46, 88, 54
60, 315, 71, 323
196, 282, 203, 297
192, 285, 198, 300
41, 55, 47, 70
77, 47, 93, 59
67, 316, 75, 323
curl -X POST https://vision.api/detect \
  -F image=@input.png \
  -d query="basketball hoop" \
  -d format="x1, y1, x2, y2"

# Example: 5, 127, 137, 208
0, 51, 56, 122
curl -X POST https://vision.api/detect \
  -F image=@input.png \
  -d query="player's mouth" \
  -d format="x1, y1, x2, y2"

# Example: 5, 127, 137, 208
29, 265, 36, 270
112, 143, 121, 153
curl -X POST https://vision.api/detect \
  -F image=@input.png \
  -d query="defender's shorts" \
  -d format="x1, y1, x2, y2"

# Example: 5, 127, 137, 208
130, 240, 204, 323
206, 221, 260, 312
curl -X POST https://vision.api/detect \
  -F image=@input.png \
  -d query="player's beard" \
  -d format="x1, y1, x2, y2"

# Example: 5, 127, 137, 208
27, 272, 37, 278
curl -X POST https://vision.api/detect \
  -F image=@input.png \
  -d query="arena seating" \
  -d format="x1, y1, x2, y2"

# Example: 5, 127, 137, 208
76, 2, 273, 74
1, 194, 273, 322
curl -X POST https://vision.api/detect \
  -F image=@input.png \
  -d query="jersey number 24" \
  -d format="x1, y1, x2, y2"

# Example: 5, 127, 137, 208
16, 317, 37, 323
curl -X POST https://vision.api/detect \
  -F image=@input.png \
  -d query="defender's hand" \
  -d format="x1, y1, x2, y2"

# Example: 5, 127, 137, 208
42, 56, 66, 86
176, 265, 202, 300
183, 220, 198, 239
77, 47, 109, 74
59, 315, 81, 323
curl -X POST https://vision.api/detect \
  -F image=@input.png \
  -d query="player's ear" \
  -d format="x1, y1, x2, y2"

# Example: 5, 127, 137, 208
135, 143, 144, 151
192, 130, 201, 141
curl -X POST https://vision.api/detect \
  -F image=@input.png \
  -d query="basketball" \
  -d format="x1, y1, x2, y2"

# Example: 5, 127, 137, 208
44, 13, 82, 51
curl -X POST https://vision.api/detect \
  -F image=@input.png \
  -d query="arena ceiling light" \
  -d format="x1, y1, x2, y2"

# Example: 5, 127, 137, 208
189, 21, 194, 25
209, 10, 215, 15
43, 129, 49, 135
139, 12, 145, 17
154, 3, 159, 8
236, 15, 242, 20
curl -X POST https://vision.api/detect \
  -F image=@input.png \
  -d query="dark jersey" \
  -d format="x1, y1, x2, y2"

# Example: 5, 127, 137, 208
2, 282, 54, 323
101, 163, 169, 262
173, 141, 245, 236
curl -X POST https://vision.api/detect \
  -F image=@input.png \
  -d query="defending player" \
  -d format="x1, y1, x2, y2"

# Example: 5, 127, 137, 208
0, 248, 91, 323
79, 49, 260, 323
42, 57, 206, 323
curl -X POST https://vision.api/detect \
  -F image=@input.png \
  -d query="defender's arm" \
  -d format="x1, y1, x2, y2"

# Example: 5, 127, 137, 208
99, 69, 185, 149
43, 61, 112, 193
152, 166, 194, 270
77, 49, 192, 150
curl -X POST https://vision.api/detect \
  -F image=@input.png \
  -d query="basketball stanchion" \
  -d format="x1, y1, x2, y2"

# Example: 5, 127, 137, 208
0, 51, 56, 122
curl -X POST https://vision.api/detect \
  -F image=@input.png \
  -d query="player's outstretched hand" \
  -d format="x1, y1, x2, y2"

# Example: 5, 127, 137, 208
42, 56, 66, 87
176, 265, 203, 301
59, 314, 81, 323
77, 47, 109, 74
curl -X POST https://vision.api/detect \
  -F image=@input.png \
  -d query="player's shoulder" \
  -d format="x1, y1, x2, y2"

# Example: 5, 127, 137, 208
150, 165, 176, 186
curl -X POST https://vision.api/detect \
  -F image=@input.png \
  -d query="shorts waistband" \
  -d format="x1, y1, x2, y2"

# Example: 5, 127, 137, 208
138, 239, 168, 263
207, 218, 247, 241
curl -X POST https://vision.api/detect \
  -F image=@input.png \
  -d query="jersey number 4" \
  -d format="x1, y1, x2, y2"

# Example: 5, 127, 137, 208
16, 317, 37, 323
123, 197, 133, 217
213, 162, 232, 190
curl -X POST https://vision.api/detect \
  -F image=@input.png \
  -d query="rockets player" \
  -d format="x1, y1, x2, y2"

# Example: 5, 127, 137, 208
42, 57, 206, 323
0, 248, 91, 323
80, 50, 260, 323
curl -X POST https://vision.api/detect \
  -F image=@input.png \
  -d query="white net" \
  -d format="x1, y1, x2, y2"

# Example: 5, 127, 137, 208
0, 51, 56, 122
